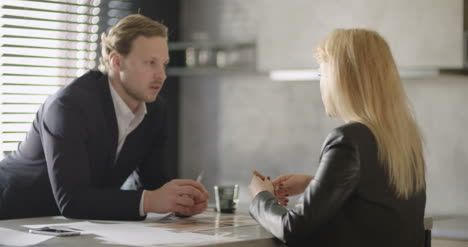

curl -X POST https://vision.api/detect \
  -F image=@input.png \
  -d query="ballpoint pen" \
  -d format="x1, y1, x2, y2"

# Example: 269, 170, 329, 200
250, 168, 266, 180
196, 170, 204, 183
250, 168, 279, 192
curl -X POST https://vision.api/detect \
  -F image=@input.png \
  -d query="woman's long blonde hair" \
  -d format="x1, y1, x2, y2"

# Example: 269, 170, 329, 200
316, 29, 425, 199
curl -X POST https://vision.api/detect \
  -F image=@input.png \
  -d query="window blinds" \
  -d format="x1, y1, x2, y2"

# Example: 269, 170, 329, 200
0, 0, 132, 158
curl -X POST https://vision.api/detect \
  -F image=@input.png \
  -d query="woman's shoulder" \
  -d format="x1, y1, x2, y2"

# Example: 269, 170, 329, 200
335, 122, 372, 135
325, 122, 376, 147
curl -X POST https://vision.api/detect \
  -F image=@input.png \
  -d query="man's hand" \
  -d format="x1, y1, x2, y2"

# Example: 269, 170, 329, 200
143, 179, 209, 216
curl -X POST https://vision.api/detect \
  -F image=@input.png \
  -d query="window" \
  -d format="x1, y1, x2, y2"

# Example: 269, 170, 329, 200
0, 0, 133, 158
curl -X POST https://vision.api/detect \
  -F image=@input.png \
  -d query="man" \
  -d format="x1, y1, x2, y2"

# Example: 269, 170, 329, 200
0, 14, 209, 220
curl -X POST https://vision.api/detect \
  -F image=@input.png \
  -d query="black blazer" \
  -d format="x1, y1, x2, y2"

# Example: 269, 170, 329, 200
249, 122, 426, 247
0, 70, 171, 220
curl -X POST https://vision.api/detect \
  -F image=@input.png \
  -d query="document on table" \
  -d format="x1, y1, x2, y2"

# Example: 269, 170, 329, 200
92, 212, 173, 224
24, 221, 240, 246
0, 227, 54, 246
91, 223, 238, 246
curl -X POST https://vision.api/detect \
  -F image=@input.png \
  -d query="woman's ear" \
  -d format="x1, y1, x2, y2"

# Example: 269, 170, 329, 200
108, 51, 122, 72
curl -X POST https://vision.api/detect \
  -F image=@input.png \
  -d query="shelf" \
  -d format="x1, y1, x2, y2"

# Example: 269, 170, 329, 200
169, 41, 255, 51
167, 67, 264, 77
168, 40, 256, 73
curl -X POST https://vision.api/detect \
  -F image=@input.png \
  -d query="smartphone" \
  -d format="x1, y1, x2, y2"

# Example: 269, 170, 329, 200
29, 227, 81, 237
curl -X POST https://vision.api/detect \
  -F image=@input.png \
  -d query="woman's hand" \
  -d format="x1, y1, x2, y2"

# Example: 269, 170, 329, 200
249, 175, 274, 199
272, 174, 313, 206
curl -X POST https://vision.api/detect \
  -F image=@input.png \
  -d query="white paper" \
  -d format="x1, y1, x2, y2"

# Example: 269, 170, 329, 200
89, 223, 236, 246
22, 214, 254, 246
90, 212, 173, 224
0, 227, 54, 246
24, 221, 237, 246
146, 212, 174, 222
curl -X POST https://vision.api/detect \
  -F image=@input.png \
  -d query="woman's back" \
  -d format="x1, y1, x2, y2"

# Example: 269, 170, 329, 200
313, 122, 426, 246
250, 122, 426, 247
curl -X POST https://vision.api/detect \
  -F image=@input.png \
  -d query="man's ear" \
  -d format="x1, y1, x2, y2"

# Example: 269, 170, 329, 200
109, 51, 122, 72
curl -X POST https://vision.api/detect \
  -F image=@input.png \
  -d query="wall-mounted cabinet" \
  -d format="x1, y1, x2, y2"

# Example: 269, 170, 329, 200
257, 0, 464, 71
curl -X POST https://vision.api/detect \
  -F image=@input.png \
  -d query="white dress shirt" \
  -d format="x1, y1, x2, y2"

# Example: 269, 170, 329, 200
108, 80, 147, 216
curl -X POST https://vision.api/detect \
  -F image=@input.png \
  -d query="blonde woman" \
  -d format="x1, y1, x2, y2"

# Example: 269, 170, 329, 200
249, 29, 426, 247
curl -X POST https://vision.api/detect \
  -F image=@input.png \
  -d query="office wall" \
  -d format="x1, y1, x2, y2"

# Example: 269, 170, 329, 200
178, 0, 468, 216
465, 0, 467, 30
257, 0, 463, 70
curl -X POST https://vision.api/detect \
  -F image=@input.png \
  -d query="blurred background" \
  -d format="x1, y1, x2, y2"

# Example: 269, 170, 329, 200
0, 0, 467, 219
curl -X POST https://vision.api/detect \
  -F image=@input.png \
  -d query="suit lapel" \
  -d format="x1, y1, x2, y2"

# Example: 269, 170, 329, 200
97, 73, 119, 166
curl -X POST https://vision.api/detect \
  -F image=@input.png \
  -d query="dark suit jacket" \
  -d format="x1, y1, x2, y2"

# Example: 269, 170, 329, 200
0, 70, 171, 220
250, 122, 426, 247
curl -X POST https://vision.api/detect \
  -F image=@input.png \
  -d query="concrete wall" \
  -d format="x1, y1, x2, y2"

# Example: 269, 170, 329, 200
257, 0, 463, 70
179, 0, 468, 215
465, 0, 467, 30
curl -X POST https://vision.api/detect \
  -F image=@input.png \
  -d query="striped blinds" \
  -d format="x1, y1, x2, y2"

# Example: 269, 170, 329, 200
0, 0, 133, 158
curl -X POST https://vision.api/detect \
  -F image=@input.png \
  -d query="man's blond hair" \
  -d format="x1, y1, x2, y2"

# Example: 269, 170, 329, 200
316, 28, 425, 199
98, 14, 168, 73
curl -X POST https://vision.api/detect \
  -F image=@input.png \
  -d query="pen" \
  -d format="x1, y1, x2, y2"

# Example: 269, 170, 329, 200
250, 168, 266, 180
196, 170, 204, 183
250, 168, 279, 192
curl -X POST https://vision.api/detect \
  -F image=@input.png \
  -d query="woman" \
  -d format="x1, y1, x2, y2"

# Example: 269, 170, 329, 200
249, 29, 426, 247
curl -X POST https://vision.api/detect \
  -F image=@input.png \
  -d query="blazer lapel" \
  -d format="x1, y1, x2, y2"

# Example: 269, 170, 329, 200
97, 73, 119, 166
